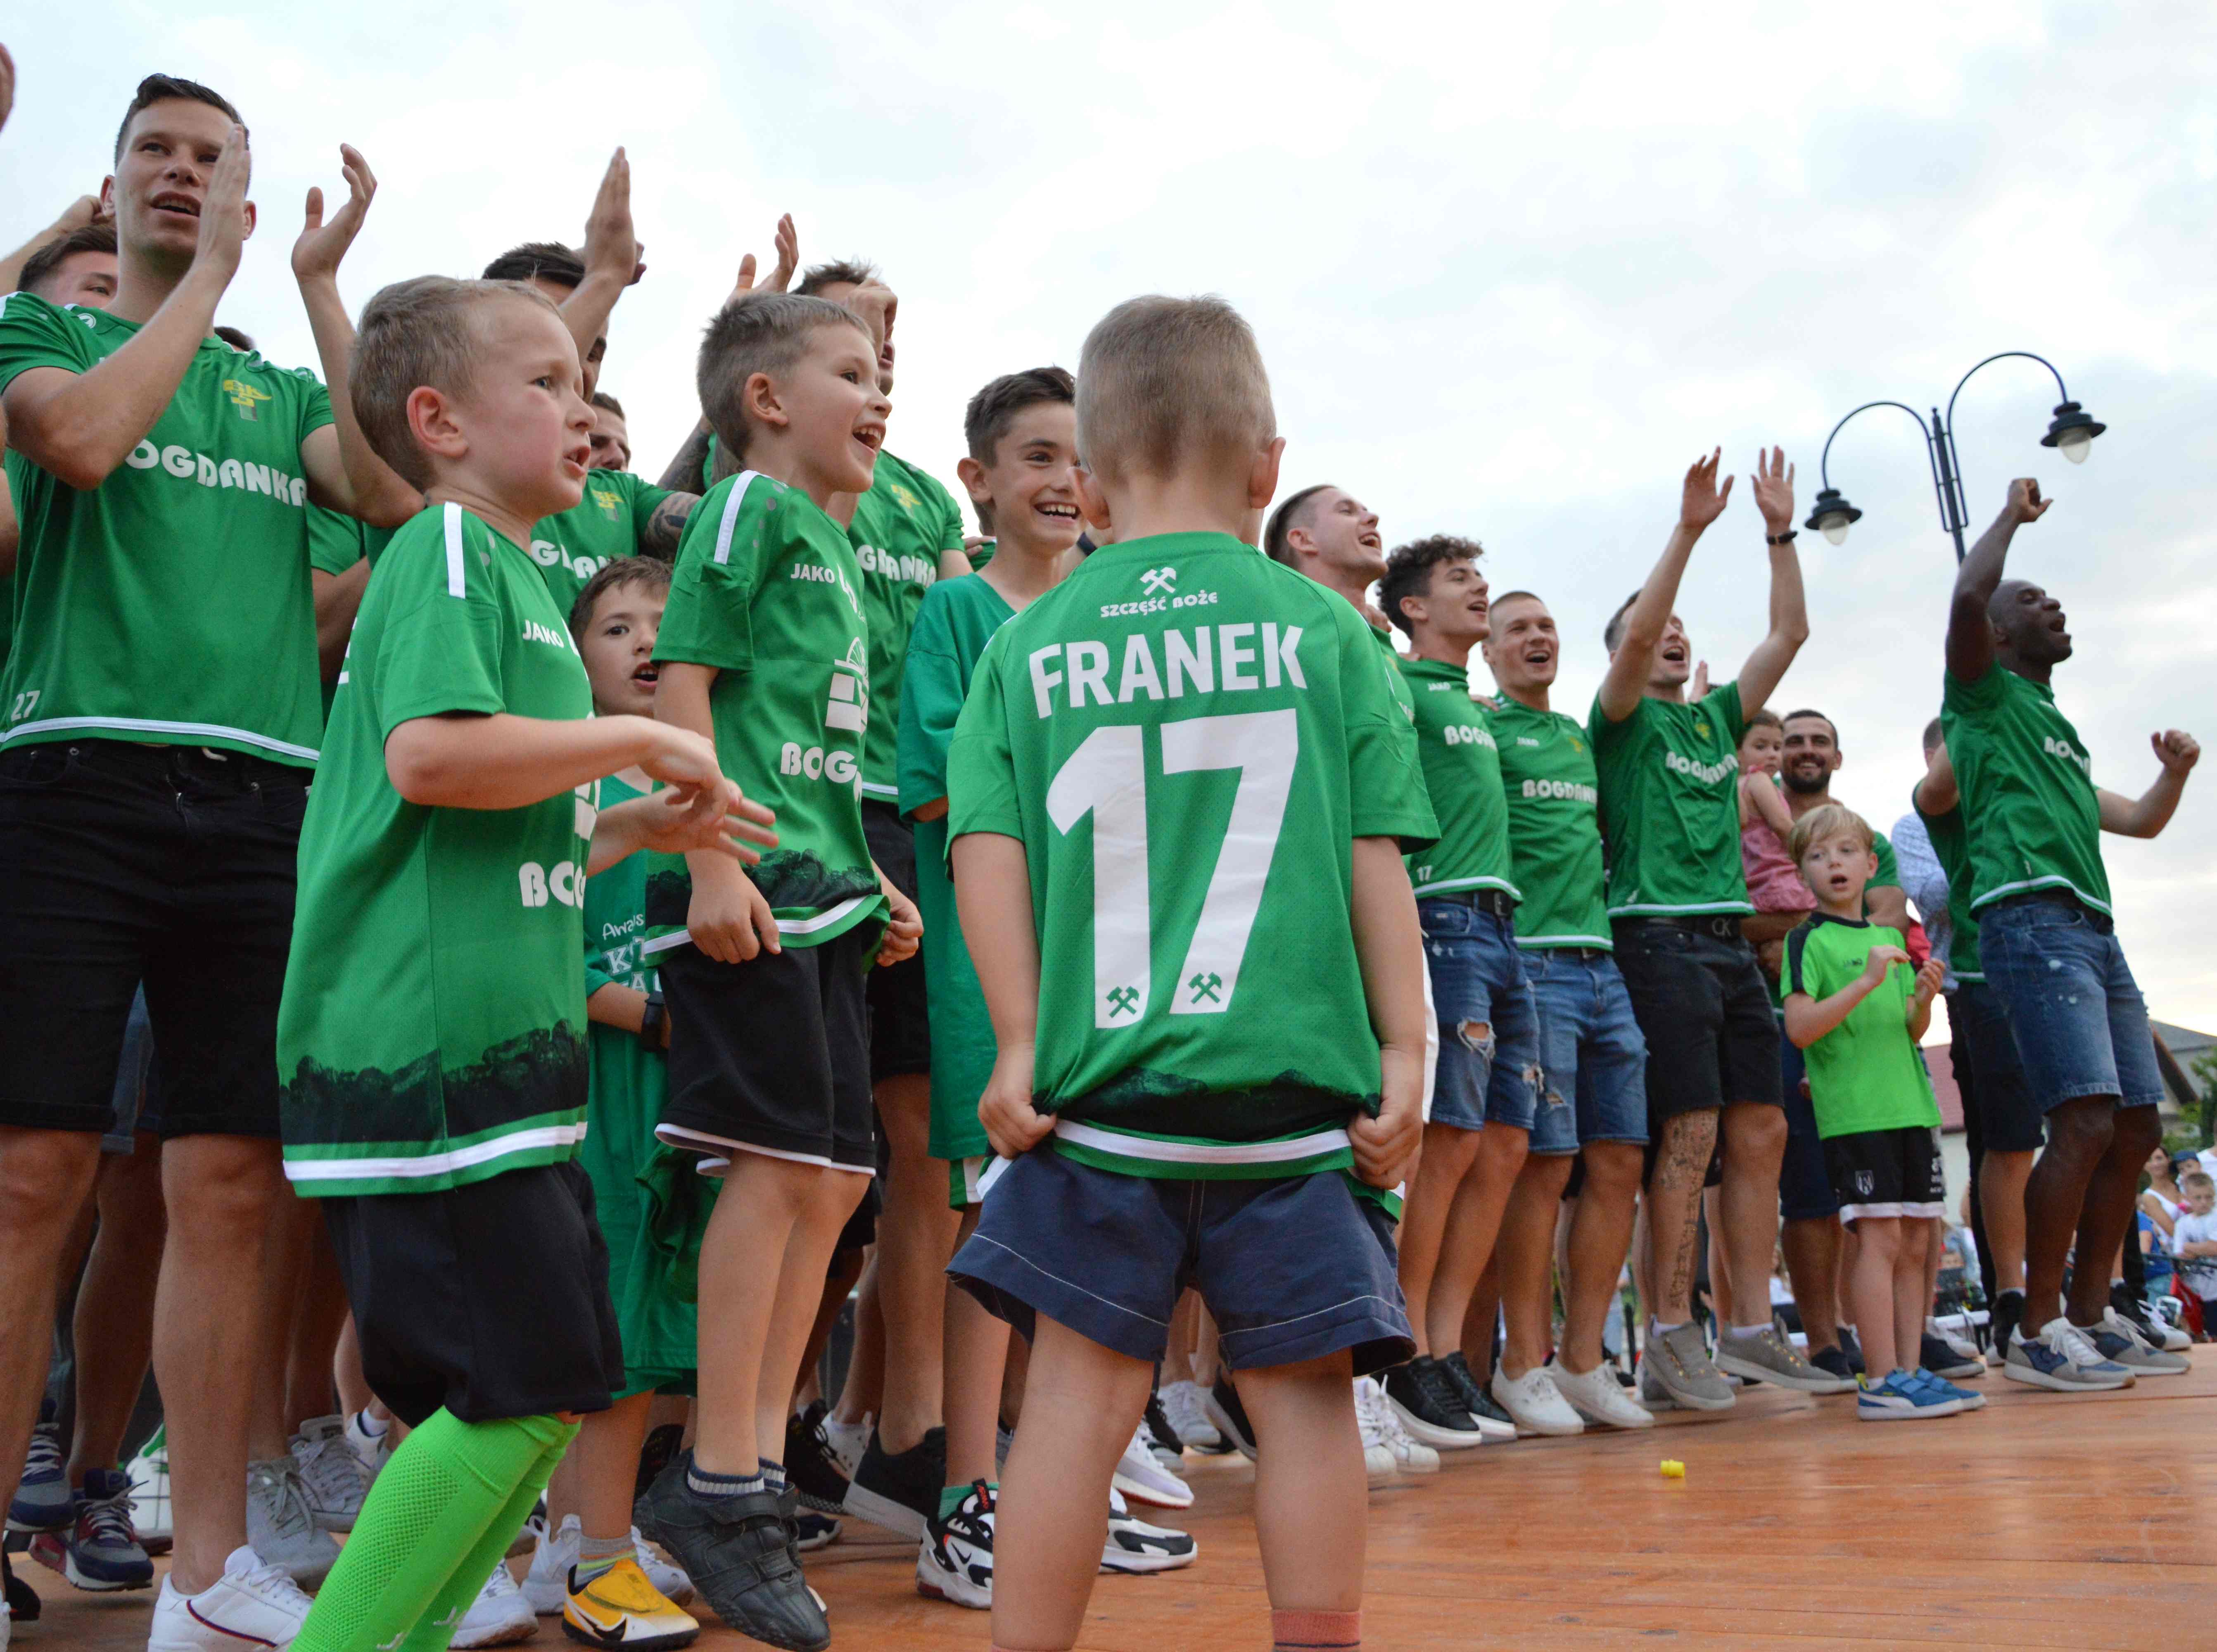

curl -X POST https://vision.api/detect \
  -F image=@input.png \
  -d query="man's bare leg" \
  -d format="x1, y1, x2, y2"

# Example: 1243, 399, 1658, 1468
1426, 1125, 1526, 1353
871, 1072, 957, 1454
1394, 1123, 1481, 1355
284, 1216, 350, 1431
1557, 1141, 1643, 1374
1716, 1102, 1787, 1330
2022, 1094, 2117, 1329
66, 1135, 166, 1482
0, 1127, 102, 1513
2065, 1103, 2162, 1328
829, 1254, 883, 1430
1977, 1147, 2034, 1294
1780, 1215, 1842, 1353
1497, 1155, 1574, 1378
1642, 1110, 1718, 1323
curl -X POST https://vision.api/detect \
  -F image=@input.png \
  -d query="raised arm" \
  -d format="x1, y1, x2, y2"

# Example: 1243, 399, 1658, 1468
1735, 446, 1809, 713
291, 146, 420, 527
1946, 479, 2049, 682
558, 149, 643, 385
1783, 942, 1910, 1048
1913, 736, 1958, 817
1596, 449, 1732, 723
0, 195, 101, 295
311, 560, 369, 682
2098, 731, 2199, 838
1, 128, 247, 491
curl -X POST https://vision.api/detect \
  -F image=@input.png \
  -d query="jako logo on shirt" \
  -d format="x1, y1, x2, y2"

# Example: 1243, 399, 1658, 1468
1664, 748, 1737, 786
518, 860, 584, 909
2042, 735, 2091, 776
521, 620, 574, 651
123, 441, 309, 506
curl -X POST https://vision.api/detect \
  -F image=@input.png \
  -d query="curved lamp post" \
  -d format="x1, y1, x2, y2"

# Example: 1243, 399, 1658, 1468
1804, 352, 2106, 562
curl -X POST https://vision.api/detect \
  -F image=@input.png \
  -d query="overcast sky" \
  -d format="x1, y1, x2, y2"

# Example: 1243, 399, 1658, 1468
7, 3, 2215, 1040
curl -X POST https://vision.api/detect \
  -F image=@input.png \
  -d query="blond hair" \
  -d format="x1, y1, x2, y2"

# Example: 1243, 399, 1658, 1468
1074, 295, 1275, 486
2184, 1170, 2215, 1193
1787, 802, 1875, 865
351, 276, 557, 491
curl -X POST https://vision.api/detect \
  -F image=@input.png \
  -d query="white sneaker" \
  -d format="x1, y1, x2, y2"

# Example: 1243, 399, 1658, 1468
449, 1563, 536, 1648
1111, 1423, 1194, 1509
1354, 1376, 1438, 1481
343, 1408, 397, 1486
1490, 1365, 1585, 1436
523, 1514, 693, 1614
1545, 1359, 1655, 1430
148, 1545, 313, 1651
127, 1426, 173, 1552
245, 1458, 341, 1588
1157, 1380, 1221, 1451
820, 1412, 871, 1481
1100, 1487, 1197, 1574
290, 1415, 368, 1533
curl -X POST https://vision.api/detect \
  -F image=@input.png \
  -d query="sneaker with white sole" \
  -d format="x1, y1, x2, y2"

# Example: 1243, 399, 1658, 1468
1157, 1380, 1222, 1453
1436, 1353, 1519, 1443
450, 1563, 537, 1648
1489, 1365, 1585, 1436
525, 1512, 696, 1614
5, 1399, 70, 1534
1909, 1367, 1985, 1412
819, 1413, 871, 1482
1202, 1377, 1258, 1462
147, 1545, 313, 1651
2005, 1316, 2135, 1391
343, 1408, 397, 1486
126, 1426, 173, 1556
1354, 1376, 1438, 1481
1928, 1317, 1985, 1372
245, 1457, 340, 1589
1381, 1357, 1486, 1450
1544, 1359, 1654, 1430
1101, 1487, 1196, 1574
2082, 1307, 2191, 1376
1646, 1323, 1735, 1412
1856, 1369, 1963, 1422
289, 1415, 368, 1533
1111, 1423, 1193, 1509
916, 1481, 994, 1610
1918, 1330, 1986, 1383
1714, 1326, 1855, 1394
562, 1555, 699, 1650
28, 1468, 153, 1590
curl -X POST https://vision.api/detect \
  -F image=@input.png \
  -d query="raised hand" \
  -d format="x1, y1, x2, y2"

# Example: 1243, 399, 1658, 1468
291, 145, 377, 287
0, 43, 15, 138
845, 278, 898, 357
1913, 957, 1946, 1002
2152, 729, 2201, 777
1678, 447, 1733, 534
581, 147, 643, 287
1752, 446, 1795, 535
195, 124, 252, 284
767, 212, 798, 292
1861, 943, 1912, 983
2004, 477, 2051, 524
1689, 659, 1710, 702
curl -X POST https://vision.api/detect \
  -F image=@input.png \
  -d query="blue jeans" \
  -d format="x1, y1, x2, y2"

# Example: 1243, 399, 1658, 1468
1419, 900, 1543, 1133
1980, 895, 2162, 1112
1519, 948, 1646, 1156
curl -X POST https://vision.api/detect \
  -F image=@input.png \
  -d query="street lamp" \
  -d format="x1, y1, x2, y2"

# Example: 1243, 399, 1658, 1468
1804, 352, 2106, 562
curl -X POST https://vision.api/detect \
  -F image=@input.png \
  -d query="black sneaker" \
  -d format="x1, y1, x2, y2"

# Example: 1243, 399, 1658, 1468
843, 1426, 944, 1541
1142, 1390, 1184, 1467
783, 1402, 852, 1517
1381, 1358, 1484, 1450
1920, 1332, 1984, 1382
1202, 1376, 1258, 1461
639, 1453, 828, 1652
1835, 1325, 1866, 1376
5, 1545, 43, 1624
635, 1422, 685, 1505
1989, 1289, 2024, 1368
1810, 1344, 1855, 1384
1438, 1351, 1519, 1442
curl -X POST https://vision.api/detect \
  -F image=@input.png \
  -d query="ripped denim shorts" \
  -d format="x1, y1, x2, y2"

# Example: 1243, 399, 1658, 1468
1417, 899, 1545, 1135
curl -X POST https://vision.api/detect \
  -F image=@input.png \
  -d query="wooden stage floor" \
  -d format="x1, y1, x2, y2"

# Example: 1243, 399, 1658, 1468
25, 1350, 2213, 1650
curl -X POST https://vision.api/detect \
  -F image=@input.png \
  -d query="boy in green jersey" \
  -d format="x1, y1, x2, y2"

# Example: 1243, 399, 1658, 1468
947, 297, 1432, 1652
637, 289, 919, 1652
1371, 536, 1552, 1448
278, 274, 768, 1652
1778, 805, 1968, 1419
1478, 590, 1657, 1432
1938, 478, 2197, 1388
902, 366, 1085, 1607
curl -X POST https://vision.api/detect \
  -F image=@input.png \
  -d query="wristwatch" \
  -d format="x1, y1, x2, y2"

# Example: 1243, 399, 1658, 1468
637, 991, 667, 1050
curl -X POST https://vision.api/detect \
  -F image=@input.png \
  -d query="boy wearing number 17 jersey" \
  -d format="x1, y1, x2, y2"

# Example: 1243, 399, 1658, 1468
946, 297, 1434, 1652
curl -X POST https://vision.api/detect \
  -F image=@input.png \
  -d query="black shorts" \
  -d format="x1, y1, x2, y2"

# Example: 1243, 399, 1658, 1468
657, 925, 876, 1173
1776, 1023, 1840, 1222
0, 741, 304, 1139
950, 1148, 1415, 1378
322, 1159, 624, 1425
862, 802, 930, 1083
1950, 982, 2044, 1155
1612, 917, 1783, 1125
1823, 1125, 1946, 1226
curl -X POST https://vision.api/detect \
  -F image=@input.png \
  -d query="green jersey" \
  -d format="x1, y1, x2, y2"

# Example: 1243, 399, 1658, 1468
1590, 682, 1752, 919
1941, 665, 2108, 914
1398, 656, 1518, 902
849, 451, 965, 803
1911, 787, 1982, 982
279, 503, 595, 1197
1488, 696, 1611, 948
645, 471, 886, 952
946, 532, 1437, 1180
531, 468, 673, 621
897, 574, 1018, 1160
0, 293, 333, 764
1370, 623, 1417, 724
1783, 914, 1940, 1137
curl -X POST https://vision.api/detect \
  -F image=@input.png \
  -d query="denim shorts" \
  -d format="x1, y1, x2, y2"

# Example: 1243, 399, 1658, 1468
1519, 948, 1647, 1156
1419, 900, 1543, 1133
1979, 895, 2162, 1113
1949, 980, 2044, 1152
949, 1146, 1414, 1377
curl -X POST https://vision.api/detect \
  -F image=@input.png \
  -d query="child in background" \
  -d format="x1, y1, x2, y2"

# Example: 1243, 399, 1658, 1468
2170, 1172, 2217, 1331
1779, 804, 1971, 1422
1738, 710, 1812, 933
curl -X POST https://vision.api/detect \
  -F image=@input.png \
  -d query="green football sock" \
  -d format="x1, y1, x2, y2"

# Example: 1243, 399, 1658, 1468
292, 1410, 576, 1652
398, 1428, 574, 1652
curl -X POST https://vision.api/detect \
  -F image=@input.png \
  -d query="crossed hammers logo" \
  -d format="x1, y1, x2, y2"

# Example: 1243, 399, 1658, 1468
1141, 567, 1177, 598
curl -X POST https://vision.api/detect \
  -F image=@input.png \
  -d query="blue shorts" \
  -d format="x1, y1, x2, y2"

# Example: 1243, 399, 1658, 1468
1775, 1022, 1838, 1223
947, 1146, 1414, 1377
1979, 895, 2162, 1113
1948, 980, 2044, 1153
1519, 948, 1647, 1156
1419, 900, 1543, 1134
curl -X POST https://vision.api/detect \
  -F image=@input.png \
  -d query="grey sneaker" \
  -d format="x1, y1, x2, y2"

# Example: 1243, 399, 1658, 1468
244, 1458, 340, 1589
1646, 1324, 1735, 1412
2083, 1308, 2191, 1377
1714, 1326, 1856, 1394
289, 1415, 367, 1533
1638, 1359, 1676, 1412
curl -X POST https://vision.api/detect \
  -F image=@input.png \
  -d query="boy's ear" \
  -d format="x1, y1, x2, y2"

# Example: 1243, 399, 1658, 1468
743, 369, 786, 434
406, 384, 468, 467
956, 454, 990, 508
1247, 435, 1287, 511
1074, 465, 1111, 532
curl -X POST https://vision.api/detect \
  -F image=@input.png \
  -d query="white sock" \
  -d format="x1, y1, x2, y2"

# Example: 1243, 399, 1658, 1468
1724, 1322, 1768, 1339
1649, 1318, 1685, 1337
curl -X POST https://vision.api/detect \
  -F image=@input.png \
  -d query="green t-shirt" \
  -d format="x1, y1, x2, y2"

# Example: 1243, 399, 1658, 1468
897, 573, 1017, 1160
645, 470, 886, 952
1911, 787, 1982, 982
1589, 682, 1752, 919
1783, 914, 1941, 1137
1871, 832, 1901, 894
531, 468, 674, 622
0, 293, 334, 764
1940, 665, 2108, 914
278, 503, 596, 1197
849, 450, 965, 803
1488, 695, 1610, 948
1398, 656, 1518, 902
946, 532, 1438, 1180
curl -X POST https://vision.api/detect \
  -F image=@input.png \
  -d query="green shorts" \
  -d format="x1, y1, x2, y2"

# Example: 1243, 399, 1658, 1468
947, 1154, 1014, 1211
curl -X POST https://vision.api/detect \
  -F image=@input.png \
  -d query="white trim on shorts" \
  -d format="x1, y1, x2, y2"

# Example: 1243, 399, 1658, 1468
653, 1122, 875, 1177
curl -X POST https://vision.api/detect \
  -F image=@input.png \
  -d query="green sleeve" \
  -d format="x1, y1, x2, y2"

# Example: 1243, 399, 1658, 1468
307, 508, 366, 576
653, 475, 770, 673
584, 962, 617, 998
0, 291, 94, 396
1943, 665, 2003, 712
946, 627, 1023, 844
1588, 690, 1633, 742
293, 370, 336, 446
373, 515, 508, 736
1343, 606, 1438, 850
1870, 831, 1901, 891
919, 464, 967, 555
1709, 680, 1747, 745
896, 585, 965, 817
621, 470, 674, 536
364, 525, 396, 568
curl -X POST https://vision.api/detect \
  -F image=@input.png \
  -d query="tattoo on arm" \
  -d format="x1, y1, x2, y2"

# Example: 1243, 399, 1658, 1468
640, 492, 699, 559
655, 421, 714, 494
